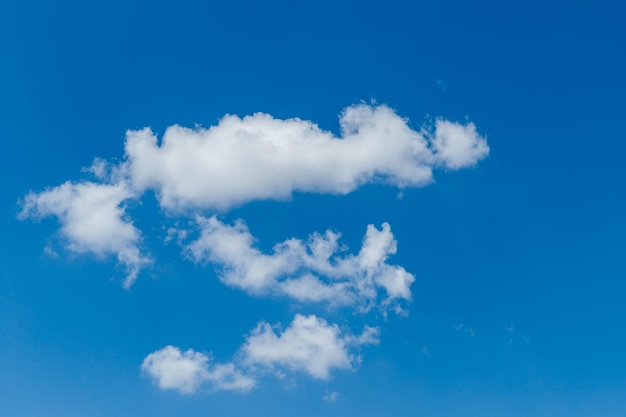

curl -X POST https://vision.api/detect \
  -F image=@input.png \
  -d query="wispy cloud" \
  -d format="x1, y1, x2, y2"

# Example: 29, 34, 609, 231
453, 323, 476, 338
323, 390, 340, 402
19, 181, 151, 288
185, 217, 414, 313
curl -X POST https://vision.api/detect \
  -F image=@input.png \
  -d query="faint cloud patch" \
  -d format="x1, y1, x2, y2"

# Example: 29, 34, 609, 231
435, 77, 447, 92
164, 224, 189, 245
43, 243, 59, 258
323, 390, 340, 402
505, 324, 529, 346
453, 323, 476, 338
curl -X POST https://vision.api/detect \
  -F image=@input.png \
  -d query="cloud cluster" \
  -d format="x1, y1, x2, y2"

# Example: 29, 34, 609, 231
19, 103, 489, 394
19, 104, 487, 287
186, 217, 414, 311
142, 314, 377, 394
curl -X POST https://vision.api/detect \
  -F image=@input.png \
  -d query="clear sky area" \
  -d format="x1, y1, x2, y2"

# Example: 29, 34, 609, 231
1, 1, 625, 416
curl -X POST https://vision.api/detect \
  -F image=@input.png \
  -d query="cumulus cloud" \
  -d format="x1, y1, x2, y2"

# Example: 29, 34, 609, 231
431, 120, 489, 169
124, 104, 488, 211
242, 314, 378, 379
185, 217, 414, 312
142, 314, 377, 394
141, 346, 255, 394
18, 181, 150, 288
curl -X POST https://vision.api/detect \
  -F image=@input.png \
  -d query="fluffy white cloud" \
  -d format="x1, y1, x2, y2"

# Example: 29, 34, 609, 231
185, 217, 414, 311
142, 314, 377, 394
141, 346, 255, 394
124, 104, 488, 211
19, 181, 150, 288
242, 314, 378, 379
431, 120, 489, 169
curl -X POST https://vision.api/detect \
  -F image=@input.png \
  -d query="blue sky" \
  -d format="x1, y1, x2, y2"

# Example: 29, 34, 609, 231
2, 0, 626, 415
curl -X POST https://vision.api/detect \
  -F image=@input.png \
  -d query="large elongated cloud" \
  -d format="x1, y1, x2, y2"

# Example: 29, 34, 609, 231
125, 104, 488, 211
142, 314, 377, 394
19, 181, 150, 288
185, 217, 414, 312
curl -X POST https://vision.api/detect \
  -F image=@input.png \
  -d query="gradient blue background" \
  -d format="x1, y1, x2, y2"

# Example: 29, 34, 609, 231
1, 0, 625, 415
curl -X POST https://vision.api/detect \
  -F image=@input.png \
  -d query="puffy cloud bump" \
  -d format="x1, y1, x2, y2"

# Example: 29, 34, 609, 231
141, 346, 255, 394
242, 314, 379, 379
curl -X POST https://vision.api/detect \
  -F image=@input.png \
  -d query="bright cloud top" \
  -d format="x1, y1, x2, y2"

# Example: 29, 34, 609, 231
19, 181, 150, 288
142, 314, 378, 394
125, 104, 489, 211
186, 217, 415, 312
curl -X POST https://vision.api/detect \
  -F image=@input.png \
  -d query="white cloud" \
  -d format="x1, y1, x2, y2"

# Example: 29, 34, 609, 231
185, 217, 415, 312
431, 120, 489, 169
141, 346, 255, 394
123, 104, 488, 211
143, 315, 377, 393
141, 346, 210, 394
19, 181, 150, 288
242, 314, 378, 380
